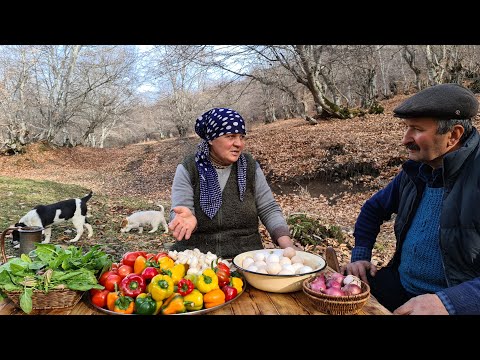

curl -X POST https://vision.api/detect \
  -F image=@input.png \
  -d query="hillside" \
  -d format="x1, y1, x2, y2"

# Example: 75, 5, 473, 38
2, 95, 476, 266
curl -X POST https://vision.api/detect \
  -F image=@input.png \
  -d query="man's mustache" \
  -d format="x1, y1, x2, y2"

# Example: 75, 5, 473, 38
405, 143, 420, 151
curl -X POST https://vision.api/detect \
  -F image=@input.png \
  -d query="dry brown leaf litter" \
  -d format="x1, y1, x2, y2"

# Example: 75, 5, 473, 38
2, 95, 479, 268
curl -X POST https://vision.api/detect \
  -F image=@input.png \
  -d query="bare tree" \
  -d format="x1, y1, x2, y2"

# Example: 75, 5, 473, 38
425, 45, 448, 86
148, 46, 212, 137
0, 46, 39, 153
402, 45, 424, 91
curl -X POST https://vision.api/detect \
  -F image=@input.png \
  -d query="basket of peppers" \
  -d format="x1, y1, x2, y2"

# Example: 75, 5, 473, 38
89, 250, 245, 315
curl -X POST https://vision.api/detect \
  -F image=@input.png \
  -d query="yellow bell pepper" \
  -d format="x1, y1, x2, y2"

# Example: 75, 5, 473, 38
150, 274, 174, 302
231, 277, 243, 294
163, 263, 186, 285
203, 288, 225, 308
184, 289, 203, 311
158, 256, 175, 272
196, 268, 219, 294
161, 293, 187, 314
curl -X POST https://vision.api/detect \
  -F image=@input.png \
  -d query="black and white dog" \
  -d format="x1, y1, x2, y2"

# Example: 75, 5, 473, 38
13, 191, 94, 245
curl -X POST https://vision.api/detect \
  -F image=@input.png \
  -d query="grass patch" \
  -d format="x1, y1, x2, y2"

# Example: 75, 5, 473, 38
287, 213, 345, 247
0, 176, 174, 262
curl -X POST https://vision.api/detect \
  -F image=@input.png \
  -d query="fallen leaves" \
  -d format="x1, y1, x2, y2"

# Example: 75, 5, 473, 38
1, 95, 478, 266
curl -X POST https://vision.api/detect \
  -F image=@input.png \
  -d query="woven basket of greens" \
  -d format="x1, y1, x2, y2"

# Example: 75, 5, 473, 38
0, 244, 112, 314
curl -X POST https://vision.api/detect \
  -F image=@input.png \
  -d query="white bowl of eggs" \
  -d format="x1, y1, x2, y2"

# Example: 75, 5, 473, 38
232, 248, 326, 293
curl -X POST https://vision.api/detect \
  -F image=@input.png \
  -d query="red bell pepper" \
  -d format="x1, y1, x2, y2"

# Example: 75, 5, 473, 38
141, 266, 159, 284
120, 273, 146, 298
221, 284, 238, 301
177, 278, 194, 296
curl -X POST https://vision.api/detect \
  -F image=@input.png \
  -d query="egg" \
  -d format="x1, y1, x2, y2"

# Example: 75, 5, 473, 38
281, 264, 295, 273
291, 262, 304, 272
254, 260, 267, 270
253, 252, 266, 262
296, 265, 313, 274
272, 249, 284, 258
266, 262, 282, 275
246, 264, 259, 272
290, 255, 304, 264
242, 257, 255, 269
279, 257, 292, 266
266, 254, 280, 264
278, 268, 295, 275
282, 247, 296, 259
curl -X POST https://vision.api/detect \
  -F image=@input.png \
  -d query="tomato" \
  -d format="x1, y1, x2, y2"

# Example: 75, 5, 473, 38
104, 273, 122, 292
110, 262, 120, 271
117, 264, 134, 279
99, 270, 118, 286
90, 289, 110, 308
215, 262, 231, 288
122, 251, 147, 267
145, 253, 156, 261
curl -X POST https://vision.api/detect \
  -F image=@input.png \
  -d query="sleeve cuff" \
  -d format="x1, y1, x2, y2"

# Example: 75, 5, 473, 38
351, 246, 372, 262
436, 290, 456, 315
270, 225, 291, 245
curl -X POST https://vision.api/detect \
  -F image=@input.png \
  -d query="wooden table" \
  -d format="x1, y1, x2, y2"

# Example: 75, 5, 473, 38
0, 286, 391, 315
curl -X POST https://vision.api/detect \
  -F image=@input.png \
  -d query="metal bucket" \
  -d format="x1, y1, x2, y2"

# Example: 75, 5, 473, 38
17, 226, 44, 255
1, 226, 44, 262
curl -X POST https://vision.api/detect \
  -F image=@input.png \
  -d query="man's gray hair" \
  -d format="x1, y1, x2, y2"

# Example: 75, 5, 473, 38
437, 119, 473, 143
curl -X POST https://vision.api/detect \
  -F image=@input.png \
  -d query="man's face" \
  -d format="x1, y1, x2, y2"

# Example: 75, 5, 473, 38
401, 118, 454, 169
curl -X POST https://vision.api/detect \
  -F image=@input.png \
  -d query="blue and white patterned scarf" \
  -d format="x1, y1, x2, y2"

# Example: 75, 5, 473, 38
195, 108, 247, 219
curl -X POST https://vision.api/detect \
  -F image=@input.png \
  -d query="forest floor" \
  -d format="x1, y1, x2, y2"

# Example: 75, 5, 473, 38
2, 94, 478, 267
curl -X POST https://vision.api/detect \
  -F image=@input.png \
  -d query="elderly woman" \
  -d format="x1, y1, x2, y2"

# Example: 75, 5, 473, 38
168, 107, 297, 258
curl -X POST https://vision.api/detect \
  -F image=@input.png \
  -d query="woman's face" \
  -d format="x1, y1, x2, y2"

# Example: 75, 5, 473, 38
209, 133, 246, 165
401, 118, 459, 169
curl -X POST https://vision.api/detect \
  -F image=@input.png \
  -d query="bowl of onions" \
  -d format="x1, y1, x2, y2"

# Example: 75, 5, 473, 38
302, 272, 370, 315
232, 248, 326, 293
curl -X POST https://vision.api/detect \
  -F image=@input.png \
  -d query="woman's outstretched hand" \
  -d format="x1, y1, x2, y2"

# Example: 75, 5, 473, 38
168, 206, 198, 241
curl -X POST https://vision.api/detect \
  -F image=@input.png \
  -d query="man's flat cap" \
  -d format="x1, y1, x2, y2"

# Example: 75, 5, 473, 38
393, 83, 479, 120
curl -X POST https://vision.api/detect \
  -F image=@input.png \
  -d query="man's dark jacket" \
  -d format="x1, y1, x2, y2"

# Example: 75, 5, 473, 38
353, 128, 480, 314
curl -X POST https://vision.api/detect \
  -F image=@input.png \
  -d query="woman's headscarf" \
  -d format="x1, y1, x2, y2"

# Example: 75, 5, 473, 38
194, 108, 247, 219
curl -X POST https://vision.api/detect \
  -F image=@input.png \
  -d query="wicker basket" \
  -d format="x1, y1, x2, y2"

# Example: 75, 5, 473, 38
1, 232, 84, 312
303, 275, 370, 315
5, 288, 84, 311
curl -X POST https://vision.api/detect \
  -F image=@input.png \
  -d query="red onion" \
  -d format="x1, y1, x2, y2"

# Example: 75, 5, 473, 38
324, 287, 345, 296
329, 272, 345, 284
310, 274, 326, 291
342, 283, 362, 295
326, 279, 342, 289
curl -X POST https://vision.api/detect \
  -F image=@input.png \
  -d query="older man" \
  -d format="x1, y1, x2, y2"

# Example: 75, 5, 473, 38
344, 83, 480, 315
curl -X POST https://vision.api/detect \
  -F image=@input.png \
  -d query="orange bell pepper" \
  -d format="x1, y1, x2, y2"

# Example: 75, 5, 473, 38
107, 290, 119, 311
203, 288, 225, 309
160, 293, 187, 314
113, 294, 135, 314
133, 255, 147, 274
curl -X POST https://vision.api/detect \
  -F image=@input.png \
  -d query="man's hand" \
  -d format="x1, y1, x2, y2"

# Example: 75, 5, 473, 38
341, 260, 377, 283
168, 206, 198, 241
393, 294, 448, 315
